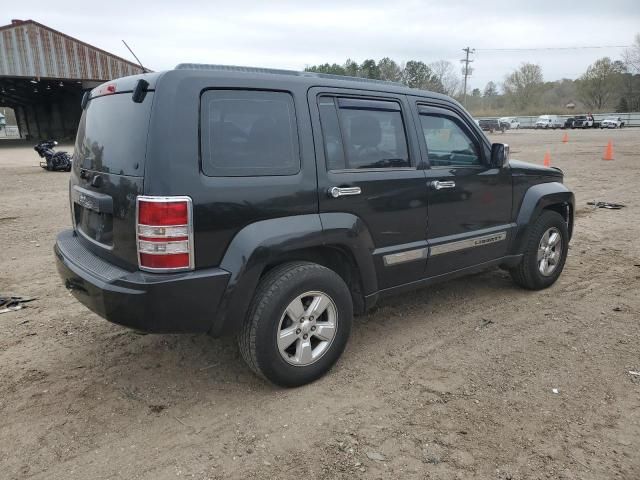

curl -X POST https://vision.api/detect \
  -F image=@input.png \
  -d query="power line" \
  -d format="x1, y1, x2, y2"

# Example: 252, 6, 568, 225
476, 45, 630, 52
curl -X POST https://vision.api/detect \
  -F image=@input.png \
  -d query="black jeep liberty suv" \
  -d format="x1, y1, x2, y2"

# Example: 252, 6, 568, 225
55, 65, 574, 386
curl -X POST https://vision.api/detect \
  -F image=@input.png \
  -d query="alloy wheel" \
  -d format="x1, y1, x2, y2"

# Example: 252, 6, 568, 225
276, 291, 338, 366
537, 227, 562, 276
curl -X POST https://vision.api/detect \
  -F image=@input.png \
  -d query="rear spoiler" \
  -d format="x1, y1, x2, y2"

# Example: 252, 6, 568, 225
82, 73, 160, 109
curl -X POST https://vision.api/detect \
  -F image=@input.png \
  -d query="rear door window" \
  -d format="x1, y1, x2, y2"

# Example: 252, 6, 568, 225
336, 98, 410, 170
200, 90, 300, 177
318, 96, 411, 171
75, 93, 153, 176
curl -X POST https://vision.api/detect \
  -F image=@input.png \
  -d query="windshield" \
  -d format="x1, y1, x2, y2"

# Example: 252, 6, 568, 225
605, 117, 617, 121
536, 116, 549, 122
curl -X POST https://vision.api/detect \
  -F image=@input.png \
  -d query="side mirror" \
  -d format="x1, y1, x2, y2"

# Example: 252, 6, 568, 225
491, 143, 509, 168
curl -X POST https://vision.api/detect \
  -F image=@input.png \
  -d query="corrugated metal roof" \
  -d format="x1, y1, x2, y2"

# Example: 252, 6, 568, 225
0, 19, 145, 80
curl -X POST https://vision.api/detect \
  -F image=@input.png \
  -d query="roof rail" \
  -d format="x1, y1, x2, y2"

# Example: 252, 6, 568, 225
174, 63, 405, 87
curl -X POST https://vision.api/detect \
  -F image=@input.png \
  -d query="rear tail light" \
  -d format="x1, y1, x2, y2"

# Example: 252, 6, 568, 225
136, 196, 194, 272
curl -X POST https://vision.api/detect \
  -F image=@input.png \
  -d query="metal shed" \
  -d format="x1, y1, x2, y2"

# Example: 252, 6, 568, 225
0, 19, 145, 140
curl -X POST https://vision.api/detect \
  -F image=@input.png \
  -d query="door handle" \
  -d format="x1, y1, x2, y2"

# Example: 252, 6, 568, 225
328, 186, 361, 198
430, 180, 456, 190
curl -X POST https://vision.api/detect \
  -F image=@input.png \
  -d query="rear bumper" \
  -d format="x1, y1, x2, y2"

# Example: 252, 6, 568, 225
54, 230, 230, 333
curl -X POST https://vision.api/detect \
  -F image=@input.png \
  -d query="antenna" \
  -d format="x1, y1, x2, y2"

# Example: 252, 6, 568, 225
122, 40, 148, 73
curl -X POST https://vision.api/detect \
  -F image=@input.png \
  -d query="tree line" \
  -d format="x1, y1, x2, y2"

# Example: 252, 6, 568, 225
305, 58, 461, 96
305, 34, 640, 116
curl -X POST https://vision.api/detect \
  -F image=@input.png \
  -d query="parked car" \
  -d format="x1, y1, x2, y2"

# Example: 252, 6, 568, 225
535, 115, 563, 129
499, 117, 520, 129
600, 116, 624, 128
562, 117, 575, 129
573, 115, 595, 128
479, 118, 505, 133
54, 65, 574, 387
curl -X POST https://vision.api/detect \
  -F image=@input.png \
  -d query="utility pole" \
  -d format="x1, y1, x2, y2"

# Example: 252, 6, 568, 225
460, 47, 475, 107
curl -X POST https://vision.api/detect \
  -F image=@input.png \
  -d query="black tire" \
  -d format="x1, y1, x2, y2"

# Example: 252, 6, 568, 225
238, 262, 353, 387
509, 210, 568, 290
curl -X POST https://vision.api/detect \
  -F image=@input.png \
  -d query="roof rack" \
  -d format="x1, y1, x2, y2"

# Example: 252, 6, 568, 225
174, 63, 405, 87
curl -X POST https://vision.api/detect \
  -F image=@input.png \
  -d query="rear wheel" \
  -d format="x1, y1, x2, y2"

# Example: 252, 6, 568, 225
510, 211, 568, 290
238, 262, 353, 387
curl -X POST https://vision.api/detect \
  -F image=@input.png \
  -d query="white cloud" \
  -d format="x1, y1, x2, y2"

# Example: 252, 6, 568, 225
4, 0, 639, 90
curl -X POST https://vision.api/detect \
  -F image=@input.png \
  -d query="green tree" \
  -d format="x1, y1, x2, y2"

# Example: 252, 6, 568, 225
378, 57, 402, 82
401, 61, 443, 91
359, 59, 381, 79
471, 88, 481, 97
344, 59, 359, 77
577, 57, 624, 110
305, 63, 346, 76
483, 81, 498, 97
503, 63, 544, 110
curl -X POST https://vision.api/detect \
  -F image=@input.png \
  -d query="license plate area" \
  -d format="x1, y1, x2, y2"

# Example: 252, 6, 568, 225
74, 204, 114, 247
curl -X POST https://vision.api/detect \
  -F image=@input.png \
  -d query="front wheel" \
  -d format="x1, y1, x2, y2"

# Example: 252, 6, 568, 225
238, 262, 353, 387
510, 211, 569, 290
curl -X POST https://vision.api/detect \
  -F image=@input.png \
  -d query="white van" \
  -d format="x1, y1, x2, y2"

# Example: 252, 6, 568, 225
535, 115, 562, 129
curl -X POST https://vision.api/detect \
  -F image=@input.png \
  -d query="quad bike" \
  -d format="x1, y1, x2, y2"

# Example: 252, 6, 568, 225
34, 140, 72, 172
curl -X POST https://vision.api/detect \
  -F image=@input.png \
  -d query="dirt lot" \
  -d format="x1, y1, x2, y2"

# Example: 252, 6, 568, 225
1, 128, 639, 480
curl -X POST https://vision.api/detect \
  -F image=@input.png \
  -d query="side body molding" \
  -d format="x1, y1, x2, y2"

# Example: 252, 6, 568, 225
512, 182, 575, 255
212, 213, 378, 336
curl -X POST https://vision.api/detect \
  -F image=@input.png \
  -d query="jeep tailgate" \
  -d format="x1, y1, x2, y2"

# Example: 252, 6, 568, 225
70, 87, 153, 270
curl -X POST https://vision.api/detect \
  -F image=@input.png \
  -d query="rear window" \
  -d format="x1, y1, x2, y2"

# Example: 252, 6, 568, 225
75, 92, 152, 176
200, 90, 300, 177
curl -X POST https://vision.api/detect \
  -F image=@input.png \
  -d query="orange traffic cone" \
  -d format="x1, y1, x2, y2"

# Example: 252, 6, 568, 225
603, 140, 614, 161
543, 151, 551, 167
562, 133, 569, 143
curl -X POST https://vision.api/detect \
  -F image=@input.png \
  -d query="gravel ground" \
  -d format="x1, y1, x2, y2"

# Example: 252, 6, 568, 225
0, 128, 639, 480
